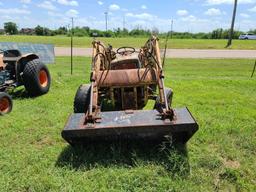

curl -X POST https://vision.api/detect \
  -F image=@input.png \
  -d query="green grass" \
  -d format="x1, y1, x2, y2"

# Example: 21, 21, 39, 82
1, 35, 256, 49
0, 57, 256, 191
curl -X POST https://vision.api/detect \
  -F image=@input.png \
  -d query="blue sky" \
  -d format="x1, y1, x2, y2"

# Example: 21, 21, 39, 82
0, 0, 256, 32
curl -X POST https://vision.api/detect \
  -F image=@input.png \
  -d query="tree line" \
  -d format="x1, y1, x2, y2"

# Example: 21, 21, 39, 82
2, 22, 256, 39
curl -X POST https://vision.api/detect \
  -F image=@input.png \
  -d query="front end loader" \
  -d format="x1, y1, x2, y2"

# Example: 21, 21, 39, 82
62, 36, 198, 145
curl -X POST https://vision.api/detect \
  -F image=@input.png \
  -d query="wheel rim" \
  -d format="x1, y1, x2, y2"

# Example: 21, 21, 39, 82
39, 69, 48, 88
0, 97, 10, 113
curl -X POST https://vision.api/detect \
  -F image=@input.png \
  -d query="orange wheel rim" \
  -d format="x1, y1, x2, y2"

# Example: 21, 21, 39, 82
0, 97, 10, 113
39, 69, 48, 88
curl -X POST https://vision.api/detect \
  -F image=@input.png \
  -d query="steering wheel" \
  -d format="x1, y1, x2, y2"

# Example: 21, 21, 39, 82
117, 47, 135, 55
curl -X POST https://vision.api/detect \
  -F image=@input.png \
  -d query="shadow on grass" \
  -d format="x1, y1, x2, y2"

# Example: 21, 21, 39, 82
10, 88, 45, 99
10, 88, 30, 99
56, 141, 190, 177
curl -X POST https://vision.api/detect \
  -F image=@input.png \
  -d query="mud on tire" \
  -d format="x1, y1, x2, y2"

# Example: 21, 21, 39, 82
74, 84, 91, 113
23, 59, 51, 97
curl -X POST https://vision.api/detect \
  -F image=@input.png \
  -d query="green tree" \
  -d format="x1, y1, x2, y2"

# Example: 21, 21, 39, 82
248, 29, 256, 34
55, 26, 68, 35
35, 25, 44, 36
4, 22, 18, 35
82, 26, 90, 34
35, 25, 53, 36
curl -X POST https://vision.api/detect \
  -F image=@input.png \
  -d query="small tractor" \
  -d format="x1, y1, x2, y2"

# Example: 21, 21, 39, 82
62, 36, 198, 145
0, 49, 51, 115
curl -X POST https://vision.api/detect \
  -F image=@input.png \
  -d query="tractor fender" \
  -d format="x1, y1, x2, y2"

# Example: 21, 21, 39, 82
16, 53, 39, 82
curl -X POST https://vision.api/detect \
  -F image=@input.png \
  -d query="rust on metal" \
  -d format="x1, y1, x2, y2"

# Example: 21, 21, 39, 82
96, 68, 158, 87
62, 108, 198, 145
62, 36, 199, 144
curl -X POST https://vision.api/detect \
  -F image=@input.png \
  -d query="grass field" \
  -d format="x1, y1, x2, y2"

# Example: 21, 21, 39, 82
0, 57, 256, 191
1, 35, 256, 49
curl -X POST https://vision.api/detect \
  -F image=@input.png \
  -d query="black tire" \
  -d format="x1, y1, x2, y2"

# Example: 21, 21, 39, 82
23, 59, 51, 97
154, 87, 173, 110
0, 92, 13, 115
74, 84, 91, 113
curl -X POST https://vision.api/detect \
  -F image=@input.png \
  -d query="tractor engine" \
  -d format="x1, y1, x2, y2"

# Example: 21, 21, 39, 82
100, 86, 148, 110
0, 70, 11, 90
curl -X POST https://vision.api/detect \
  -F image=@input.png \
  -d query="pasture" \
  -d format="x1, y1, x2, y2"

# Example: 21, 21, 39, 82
0, 35, 256, 49
0, 57, 255, 191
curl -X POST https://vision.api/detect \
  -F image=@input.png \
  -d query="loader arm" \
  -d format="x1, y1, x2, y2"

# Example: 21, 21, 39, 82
141, 36, 173, 118
87, 40, 112, 122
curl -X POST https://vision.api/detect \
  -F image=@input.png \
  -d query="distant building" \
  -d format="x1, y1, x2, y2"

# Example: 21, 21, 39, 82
20, 28, 35, 35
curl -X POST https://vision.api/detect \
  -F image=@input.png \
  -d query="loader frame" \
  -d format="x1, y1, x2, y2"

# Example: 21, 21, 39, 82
62, 36, 199, 145
87, 36, 173, 123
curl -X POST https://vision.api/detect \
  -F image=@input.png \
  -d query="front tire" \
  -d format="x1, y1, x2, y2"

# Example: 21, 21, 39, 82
23, 59, 51, 97
0, 92, 13, 115
74, 84, 91, 113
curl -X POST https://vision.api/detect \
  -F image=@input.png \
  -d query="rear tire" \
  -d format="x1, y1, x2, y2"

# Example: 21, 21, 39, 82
74, 84, 91, 113
23, 59, 51, 97
154, 87, 173, 110
0, 92, 13, 115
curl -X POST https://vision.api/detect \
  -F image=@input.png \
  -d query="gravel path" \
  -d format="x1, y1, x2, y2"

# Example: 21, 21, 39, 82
55, 47, 256, 59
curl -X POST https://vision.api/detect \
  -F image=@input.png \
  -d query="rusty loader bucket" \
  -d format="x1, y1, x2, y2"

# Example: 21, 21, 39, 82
62, 107, 198, 145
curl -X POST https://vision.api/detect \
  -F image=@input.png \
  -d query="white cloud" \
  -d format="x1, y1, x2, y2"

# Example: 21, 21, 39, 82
176, 14, 212, 32
20, 0, 31, 3
204, 8, 222, 16
240, 19, 253, 25
181, 15, 197, 22
240, 13, 250, 18
176, 10, 188, 16
66, 9, 79, 17
1, 0, 255, 33
205, 0, 256, 5
180, 15, 208, 23
38, 1, 56, 10
0, 8, 30, 14
249, 6, 256, 12
126, 12, 157, 20
97, 1, 103, 5
109, 4, 120, 11
55, 0, 78, 6
141, 5, 147, 9
48, 11, 63, 17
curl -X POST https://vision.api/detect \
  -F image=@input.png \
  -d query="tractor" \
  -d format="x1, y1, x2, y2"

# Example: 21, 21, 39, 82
0, 49, 51, 115
62, 36, 198, 145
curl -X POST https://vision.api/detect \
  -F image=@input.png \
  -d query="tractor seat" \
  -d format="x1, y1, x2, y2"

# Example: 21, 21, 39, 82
96, 68, 158, 87
3, 50, 22, 63
111, 58, 140, 70
4, 50, 22, 57
110, 54, 141, 70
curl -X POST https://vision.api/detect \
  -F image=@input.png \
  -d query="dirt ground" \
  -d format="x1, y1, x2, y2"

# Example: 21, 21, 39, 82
55, 47, 256, 58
